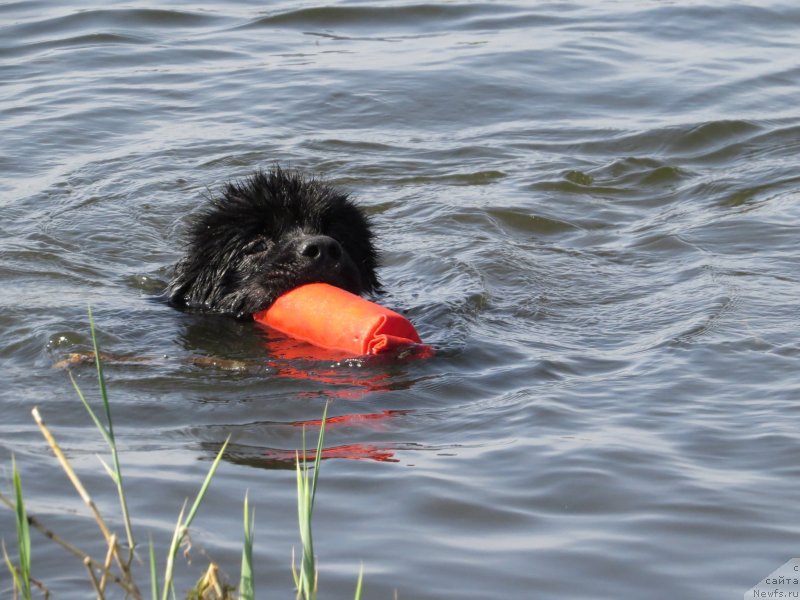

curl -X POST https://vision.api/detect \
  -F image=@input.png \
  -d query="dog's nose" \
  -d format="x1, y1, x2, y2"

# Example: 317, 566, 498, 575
299, 235, 343, 263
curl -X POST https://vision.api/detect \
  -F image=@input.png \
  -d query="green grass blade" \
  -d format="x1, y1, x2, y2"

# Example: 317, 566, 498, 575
295, 405, 328, 600
97, 455, 118, 484
161, 500, 187, 600
68, 371, 112, 447
87, 306, 114, 440
2, 539, 23, 597
354, 563, 364, 600
295, 449, 312, 599
291, 545, 301, 592
239, 492, 255, 600
296, 442, 315, 599
149, 535, 159, 600
309, 402, 328, 513
81, 308, 136, 558
12, 456, 32, 600
183, 435, 230, 530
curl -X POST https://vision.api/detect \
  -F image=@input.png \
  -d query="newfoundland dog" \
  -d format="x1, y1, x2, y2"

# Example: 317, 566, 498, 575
168, 167, 380, 319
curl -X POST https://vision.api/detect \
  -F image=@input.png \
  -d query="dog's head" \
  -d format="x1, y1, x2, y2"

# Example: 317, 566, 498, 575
168, 167, 380, 318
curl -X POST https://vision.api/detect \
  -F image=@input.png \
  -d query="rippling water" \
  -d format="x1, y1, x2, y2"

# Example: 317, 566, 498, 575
3, 1, 800, 598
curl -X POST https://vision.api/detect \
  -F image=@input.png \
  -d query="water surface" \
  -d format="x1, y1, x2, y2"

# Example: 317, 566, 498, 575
2, 1, 800, 598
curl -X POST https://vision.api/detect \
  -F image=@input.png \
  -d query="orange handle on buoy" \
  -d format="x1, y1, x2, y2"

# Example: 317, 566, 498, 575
253, 283, 430, 356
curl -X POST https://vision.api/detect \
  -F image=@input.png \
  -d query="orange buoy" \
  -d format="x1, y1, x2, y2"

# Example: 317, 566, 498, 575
253, 283, 430, 356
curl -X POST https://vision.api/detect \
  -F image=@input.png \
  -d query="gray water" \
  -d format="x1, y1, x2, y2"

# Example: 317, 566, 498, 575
3, 1, 800, 598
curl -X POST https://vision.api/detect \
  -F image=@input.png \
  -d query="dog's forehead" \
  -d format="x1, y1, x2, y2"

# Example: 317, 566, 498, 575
259, 206, 322, 235
263, 193, 347, 231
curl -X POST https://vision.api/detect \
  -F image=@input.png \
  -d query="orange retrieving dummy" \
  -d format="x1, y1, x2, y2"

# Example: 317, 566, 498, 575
253, 283, 430, 356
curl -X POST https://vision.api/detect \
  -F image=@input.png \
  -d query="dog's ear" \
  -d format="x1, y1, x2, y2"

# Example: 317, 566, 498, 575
167, 245, 229, 311
166, 257, 196, 309
168, 196, 251, 311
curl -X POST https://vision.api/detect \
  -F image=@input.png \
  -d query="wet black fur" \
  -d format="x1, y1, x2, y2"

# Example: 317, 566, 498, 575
168, 167, 380, 318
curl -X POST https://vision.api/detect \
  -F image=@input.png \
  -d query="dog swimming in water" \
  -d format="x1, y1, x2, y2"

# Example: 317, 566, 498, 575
167, 167, 380, 319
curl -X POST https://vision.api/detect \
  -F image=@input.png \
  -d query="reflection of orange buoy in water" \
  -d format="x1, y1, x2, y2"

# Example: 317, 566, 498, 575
264, 334, 393, 395
262, 339, 394, 399
263, 443, 399, 463
254, 283, 434, 357
257, 334, 413, 459
291, 410, 407, 430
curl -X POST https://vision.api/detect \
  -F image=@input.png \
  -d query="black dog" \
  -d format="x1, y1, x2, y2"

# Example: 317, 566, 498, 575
168, 167, 380, 319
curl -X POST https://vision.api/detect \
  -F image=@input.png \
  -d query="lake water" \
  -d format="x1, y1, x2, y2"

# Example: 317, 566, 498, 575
2, 1, 800, 598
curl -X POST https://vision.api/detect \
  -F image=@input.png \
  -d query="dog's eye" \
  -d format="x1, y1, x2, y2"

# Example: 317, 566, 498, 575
242, 237, 270, 255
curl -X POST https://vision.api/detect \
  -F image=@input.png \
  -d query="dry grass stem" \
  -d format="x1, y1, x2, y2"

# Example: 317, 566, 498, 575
83, 556, 101, 597
98, 533, 117, 594
30, 407, 139, 597
31, 408, 113, 542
